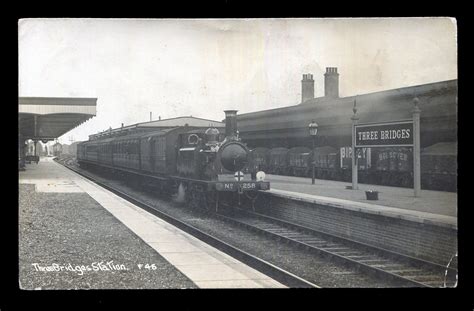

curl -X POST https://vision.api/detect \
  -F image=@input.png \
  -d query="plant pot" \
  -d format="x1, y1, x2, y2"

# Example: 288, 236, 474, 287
365, 190, 379, 200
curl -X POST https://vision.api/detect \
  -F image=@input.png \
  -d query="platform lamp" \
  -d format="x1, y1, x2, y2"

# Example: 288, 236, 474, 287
308, 120, 318, 185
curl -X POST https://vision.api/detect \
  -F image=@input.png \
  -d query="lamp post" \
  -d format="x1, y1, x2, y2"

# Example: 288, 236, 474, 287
351, 98, 359, 190
308, 120, 318, 185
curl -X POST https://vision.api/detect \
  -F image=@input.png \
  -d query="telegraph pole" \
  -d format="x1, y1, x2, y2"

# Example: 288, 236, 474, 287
413, 96, 421, 197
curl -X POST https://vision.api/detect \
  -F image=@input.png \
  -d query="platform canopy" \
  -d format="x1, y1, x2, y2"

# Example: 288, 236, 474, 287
19, 97, 97, 142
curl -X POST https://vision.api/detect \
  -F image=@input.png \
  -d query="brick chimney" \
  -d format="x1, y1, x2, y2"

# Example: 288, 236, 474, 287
324, 67, 339, 98
301, 74, 315, 103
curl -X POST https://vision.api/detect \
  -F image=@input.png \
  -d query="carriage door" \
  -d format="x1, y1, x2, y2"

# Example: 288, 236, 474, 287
149, 138, 155, 172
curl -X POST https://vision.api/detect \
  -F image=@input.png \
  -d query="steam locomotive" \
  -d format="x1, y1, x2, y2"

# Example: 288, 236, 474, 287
77, 110, 270, 210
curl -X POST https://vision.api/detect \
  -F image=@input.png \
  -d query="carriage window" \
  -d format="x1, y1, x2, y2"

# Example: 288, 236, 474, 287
157, 137, 166, 160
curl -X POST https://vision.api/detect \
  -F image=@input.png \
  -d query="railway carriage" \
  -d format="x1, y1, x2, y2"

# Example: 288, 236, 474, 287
313, 146, 339, 180
247, 147, 270, 174
97, 137, 114, 166
288, 147, 311, 177
245, 141, 456, 191
113, 133, 142, 171
370, 147, 412, 187
268, 147, 289, 175
421, 142, 457, 191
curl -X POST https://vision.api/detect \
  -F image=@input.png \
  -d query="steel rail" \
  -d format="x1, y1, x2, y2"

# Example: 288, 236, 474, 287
55, 158, 319, 288
213, 205, 457, 288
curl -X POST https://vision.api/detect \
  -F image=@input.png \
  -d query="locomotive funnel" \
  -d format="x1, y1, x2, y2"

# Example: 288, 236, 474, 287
224, 110, 238, 138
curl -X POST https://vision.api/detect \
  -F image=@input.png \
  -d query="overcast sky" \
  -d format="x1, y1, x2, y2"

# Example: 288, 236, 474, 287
19, 18, 457, 144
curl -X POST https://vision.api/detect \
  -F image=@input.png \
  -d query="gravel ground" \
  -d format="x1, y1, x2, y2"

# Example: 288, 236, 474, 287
19, 184, 197, 289
97, 173, 399, 288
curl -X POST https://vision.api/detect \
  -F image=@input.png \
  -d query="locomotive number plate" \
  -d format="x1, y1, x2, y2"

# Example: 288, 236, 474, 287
242, 182, 257, 189
214, 181, 269, 191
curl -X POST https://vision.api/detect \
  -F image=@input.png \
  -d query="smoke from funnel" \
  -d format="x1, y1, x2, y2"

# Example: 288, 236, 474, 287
174, 183, 186, 203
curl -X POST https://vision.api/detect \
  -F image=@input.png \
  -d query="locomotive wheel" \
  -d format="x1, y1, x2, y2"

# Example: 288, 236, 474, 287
191, 189, 202, 209
192, 190, 202, 209
129, 176, 141, 189
205, 192, 219, 212
185, 186, 207, 210
196, 190, 215, 211
185, 187, 198, 209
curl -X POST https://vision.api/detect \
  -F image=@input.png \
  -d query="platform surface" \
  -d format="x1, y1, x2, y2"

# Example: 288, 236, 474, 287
19, 157, 286, 289
265, 174, 457, 228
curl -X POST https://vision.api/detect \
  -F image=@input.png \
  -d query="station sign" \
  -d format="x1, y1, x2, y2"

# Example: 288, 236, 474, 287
355, 120, 413, 148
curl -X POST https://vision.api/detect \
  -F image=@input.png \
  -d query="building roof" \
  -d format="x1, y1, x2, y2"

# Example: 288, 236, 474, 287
89, 116, 225, 140
136, 116, 225, 129
421, 142, 457, 156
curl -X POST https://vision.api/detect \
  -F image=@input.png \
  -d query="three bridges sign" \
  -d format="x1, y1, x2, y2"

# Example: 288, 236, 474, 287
351, 97, 421, 197
355, 120, 414, 148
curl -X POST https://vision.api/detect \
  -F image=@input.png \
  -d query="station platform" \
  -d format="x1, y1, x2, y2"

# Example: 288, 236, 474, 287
265, 174, 457, 229
19, 157, 285, 289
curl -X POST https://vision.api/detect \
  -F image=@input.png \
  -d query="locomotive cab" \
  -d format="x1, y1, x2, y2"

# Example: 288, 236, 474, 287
176, 129, 221, 180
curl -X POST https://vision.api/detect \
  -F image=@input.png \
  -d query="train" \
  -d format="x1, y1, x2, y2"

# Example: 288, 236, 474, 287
77, 110, 270, 210
52, 142, 63, 157
246, 142, 457, 192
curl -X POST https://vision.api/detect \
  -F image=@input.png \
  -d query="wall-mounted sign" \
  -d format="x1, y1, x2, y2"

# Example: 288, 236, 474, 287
340, 146, 371, 169
355, 120, 413, 148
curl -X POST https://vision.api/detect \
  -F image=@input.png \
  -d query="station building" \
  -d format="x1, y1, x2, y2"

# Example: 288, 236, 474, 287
236, 67, 457, 151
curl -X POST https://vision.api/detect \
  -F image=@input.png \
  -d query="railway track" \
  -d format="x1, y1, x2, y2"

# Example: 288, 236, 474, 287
55, 157, 319, 288
213, 206, 458, 288
55, 156, 457, 288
